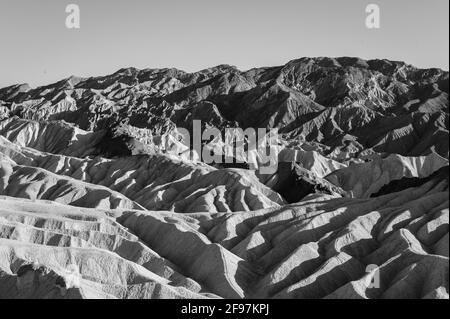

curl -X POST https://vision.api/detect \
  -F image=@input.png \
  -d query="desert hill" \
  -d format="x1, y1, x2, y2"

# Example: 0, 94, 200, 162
0, 57, 448, 299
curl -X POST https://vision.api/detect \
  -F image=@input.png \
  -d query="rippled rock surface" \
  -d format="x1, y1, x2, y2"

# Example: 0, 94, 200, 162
0, 57, 448, 299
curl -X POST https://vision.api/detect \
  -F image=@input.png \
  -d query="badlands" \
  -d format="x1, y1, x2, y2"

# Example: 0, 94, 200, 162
0, 57, 448, 299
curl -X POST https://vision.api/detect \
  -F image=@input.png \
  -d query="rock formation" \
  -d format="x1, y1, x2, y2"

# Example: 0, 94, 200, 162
0, 57, 448, 299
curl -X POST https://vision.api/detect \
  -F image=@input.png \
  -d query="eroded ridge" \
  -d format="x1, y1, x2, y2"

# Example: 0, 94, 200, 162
0, 165, 447, 298
0, 57, 448, 299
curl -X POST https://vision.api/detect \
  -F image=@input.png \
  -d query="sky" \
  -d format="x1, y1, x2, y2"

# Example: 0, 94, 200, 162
0, 0, 448, 88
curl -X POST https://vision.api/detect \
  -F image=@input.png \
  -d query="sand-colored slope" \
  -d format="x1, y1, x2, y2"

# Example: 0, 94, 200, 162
325, 153, 448, 198
0, 197, 213, 299
0, 135, 285, 213
1, 165, 447, 299
0, 117, 104, 158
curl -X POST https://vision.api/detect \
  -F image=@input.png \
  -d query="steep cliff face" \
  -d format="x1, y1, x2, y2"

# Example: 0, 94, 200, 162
0, 57, 448, 299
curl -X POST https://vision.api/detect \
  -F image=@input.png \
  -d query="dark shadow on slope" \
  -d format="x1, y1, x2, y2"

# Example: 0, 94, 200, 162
371, 165, 449, 198
270, 162, 348, 203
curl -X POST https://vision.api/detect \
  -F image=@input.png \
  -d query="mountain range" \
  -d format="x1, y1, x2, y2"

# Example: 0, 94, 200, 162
0, 57, 448, 299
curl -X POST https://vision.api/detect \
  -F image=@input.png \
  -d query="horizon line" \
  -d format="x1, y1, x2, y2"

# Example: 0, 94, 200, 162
2, 55, 449, 90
